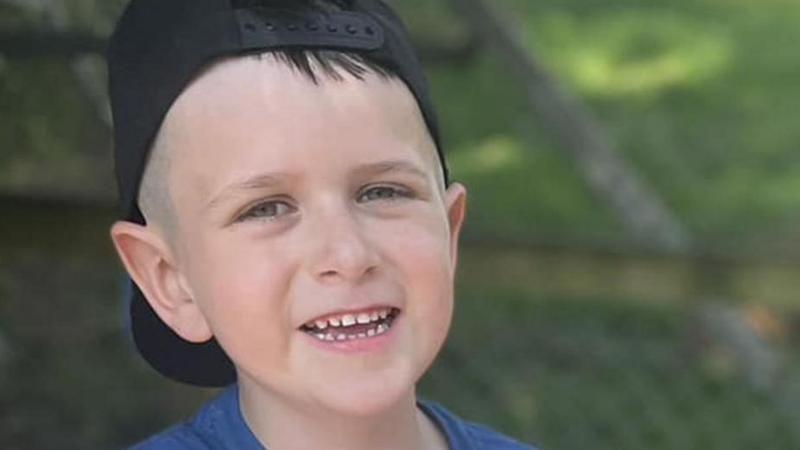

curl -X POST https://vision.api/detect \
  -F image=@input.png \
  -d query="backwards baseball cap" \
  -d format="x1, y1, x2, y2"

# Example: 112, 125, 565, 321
107, 0, 448, 386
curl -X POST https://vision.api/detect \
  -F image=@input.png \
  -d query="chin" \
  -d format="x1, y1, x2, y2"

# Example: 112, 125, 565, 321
308, 360, 420, 418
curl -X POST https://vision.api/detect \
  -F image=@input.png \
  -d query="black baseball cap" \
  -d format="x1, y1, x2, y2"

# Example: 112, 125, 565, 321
107, 0, 449, 387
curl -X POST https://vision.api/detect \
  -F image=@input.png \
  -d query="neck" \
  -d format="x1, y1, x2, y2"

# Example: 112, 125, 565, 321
238, 380, 447, 450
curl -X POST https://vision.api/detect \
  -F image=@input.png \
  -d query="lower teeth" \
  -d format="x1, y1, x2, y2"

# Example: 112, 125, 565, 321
313, 322, 390, 342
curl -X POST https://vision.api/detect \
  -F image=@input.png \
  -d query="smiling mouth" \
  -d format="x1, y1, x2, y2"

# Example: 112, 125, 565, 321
299, 307, 401, 342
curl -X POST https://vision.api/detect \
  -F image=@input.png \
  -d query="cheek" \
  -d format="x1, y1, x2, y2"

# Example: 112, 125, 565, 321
183, 235, 295, 352
385, 220, 455, 334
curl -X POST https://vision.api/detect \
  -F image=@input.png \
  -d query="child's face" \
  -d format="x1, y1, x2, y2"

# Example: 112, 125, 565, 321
159, 56, 466, 415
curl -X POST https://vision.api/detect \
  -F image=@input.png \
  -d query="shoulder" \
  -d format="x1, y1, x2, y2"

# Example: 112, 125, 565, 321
420, 401, 539, 450
463, 420, 539, 450
128, 422, 212, 450
126, 387, 239, 450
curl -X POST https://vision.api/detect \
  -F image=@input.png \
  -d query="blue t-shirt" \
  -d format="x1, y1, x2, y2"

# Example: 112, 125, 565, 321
130, 385, 537, 449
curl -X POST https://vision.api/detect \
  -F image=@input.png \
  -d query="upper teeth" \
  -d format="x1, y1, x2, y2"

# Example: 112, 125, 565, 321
306, 308, 393, 330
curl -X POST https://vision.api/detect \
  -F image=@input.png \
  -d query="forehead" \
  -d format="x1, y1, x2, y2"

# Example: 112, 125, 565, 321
157, 55, 440, 196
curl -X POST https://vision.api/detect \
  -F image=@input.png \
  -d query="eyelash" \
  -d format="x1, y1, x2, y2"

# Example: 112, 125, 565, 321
237, 185, 414, 223
357, 185, 414, 203
237, 199, 296, 222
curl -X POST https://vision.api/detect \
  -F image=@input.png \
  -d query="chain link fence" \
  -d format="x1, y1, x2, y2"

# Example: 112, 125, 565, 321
424, 285, 800, 450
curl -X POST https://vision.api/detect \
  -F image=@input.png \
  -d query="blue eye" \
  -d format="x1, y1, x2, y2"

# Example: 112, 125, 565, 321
358, 185, 412, 203
238, 201, 295, 221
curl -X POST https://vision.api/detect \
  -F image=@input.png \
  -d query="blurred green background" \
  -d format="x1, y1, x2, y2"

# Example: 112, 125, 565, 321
1, 0, 799, 448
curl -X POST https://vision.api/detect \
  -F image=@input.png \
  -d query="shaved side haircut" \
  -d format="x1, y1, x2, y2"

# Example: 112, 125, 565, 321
137, 0, 445, 236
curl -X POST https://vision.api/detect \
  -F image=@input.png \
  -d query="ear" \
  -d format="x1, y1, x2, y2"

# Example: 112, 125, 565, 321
109, 221, 213, 343
443, 182, 467, 269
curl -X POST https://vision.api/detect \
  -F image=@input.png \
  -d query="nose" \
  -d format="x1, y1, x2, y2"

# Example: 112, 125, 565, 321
306, 204, 380, 283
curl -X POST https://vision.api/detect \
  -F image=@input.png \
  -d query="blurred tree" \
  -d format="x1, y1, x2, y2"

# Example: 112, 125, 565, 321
0, 0, 120, 197
445, 0, 689, 251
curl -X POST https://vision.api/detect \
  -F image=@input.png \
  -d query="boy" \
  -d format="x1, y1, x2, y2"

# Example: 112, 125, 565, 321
107, 0, 537, 448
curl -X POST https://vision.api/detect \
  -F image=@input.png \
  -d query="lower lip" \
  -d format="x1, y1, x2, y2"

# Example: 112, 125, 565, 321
301, 316, 400, 354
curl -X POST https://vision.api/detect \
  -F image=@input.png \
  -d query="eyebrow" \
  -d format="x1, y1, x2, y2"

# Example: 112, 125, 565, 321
353, 159, 429, 180
206, 172, 290, 212
206, 158, 429, 211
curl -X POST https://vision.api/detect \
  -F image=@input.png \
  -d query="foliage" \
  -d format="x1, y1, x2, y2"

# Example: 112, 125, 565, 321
406, 0, 800, 244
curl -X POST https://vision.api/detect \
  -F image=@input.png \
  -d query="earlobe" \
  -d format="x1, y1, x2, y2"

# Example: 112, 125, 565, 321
444, 183, 467, 268
109, 221, 213, 343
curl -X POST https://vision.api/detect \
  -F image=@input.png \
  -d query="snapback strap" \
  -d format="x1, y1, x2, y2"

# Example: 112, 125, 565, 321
235, 9, 384, 51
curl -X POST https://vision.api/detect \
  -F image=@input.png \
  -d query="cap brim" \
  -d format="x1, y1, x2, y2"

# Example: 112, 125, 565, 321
129, 280, 236, 387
